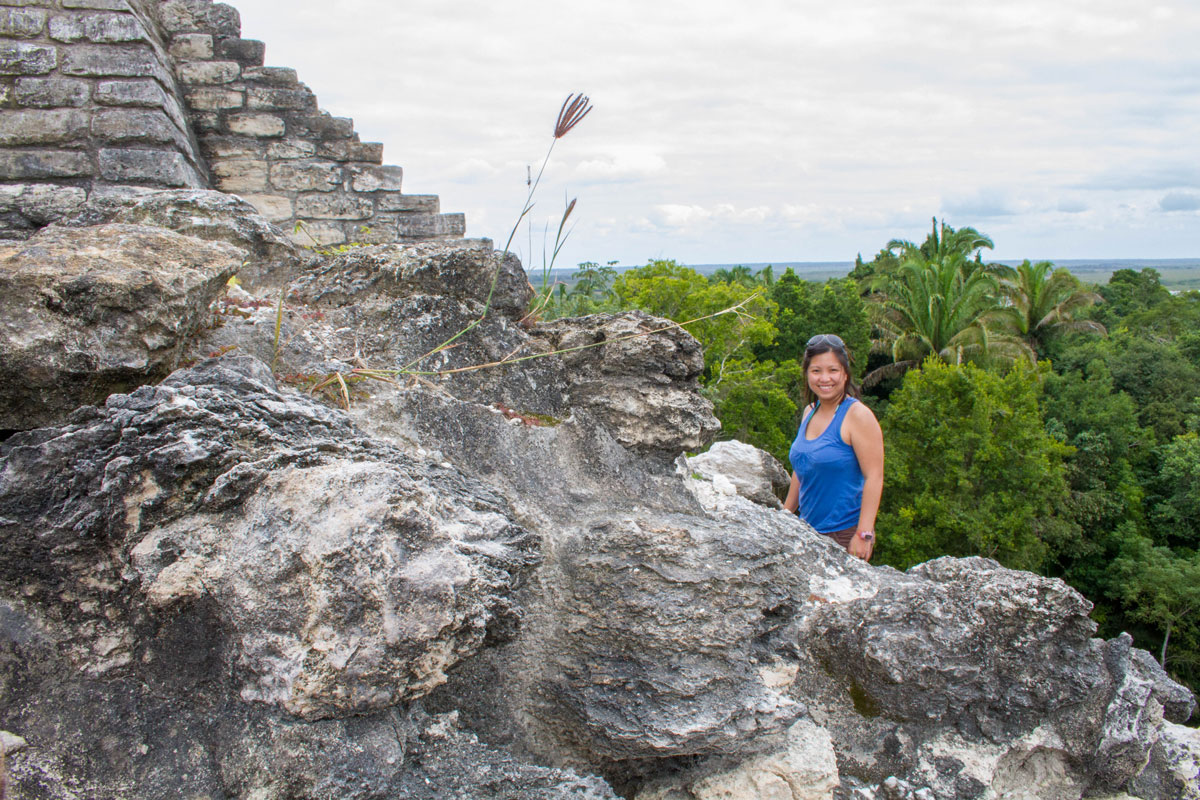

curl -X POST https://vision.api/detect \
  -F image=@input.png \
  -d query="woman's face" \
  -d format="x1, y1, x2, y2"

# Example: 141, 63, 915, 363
807, 351, 848, 403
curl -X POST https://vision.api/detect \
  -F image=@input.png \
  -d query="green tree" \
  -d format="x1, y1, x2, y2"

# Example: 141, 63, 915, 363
994, 259, 1105, 356
708, 359, 805, 464
1149, 433, 1200, 547
614, 259, 777, 382
1111, 537, 1200, 671
710, 265, 756, 287
867, 246, 1021, 381
613, 259, 708, 319
1096, 268, 1172, 323
756, 270, 871, 379
876, 359, 1072, 572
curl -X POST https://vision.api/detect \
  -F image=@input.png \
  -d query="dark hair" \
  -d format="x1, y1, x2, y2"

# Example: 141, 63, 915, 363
801, 335, 860, 408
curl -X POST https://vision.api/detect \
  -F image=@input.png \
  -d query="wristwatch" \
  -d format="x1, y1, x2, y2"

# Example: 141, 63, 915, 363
857, 530, 875, 542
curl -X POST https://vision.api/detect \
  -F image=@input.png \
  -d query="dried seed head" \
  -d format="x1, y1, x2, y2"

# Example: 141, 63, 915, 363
554, 93, 592, 138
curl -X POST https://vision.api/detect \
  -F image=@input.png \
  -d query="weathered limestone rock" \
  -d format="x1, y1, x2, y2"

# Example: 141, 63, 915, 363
1130, 721, 1200, 800
293, 238, 532, 318
531, 311, 721, 456
1, 355, 539, 717
688, 439, 790, 508
102, 188, 304, 288
0, 355, 557, 797
0, 222, 240, 430
635, 720, 840, 800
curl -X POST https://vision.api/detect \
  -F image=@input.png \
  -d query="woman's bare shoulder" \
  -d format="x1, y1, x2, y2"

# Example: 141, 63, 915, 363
847, 398, 878, 420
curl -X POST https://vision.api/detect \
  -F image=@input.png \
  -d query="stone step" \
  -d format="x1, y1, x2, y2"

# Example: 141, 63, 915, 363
396, 212, 465, 239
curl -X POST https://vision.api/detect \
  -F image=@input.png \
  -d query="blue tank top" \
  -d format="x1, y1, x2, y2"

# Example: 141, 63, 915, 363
788, 397, 863, 533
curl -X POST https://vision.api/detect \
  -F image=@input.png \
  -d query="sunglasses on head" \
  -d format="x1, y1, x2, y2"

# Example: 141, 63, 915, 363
806, 334, 846, 351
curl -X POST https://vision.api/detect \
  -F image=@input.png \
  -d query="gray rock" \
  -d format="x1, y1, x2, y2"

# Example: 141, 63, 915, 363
688, 439, 789, 507
635, 720, 839, 799
1130, 721, 1200, 800
0, 355, 577, 798
103, 189, 303, 289
0, 223, 241, 430
293, 239, 531, 319
531, 311, 721, 456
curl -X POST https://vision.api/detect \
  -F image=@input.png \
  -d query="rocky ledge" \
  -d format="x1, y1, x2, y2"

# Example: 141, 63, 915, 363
0, 190, 1196, 800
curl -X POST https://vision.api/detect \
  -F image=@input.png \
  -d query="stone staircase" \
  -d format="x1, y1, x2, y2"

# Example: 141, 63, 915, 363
0, 0, 464, 245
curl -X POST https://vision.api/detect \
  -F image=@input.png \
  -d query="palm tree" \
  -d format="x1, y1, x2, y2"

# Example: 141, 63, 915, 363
865, 222, 1029, 385
885, 217, 994, 266
994, 260, 1105, 356
711, 265, 756, 287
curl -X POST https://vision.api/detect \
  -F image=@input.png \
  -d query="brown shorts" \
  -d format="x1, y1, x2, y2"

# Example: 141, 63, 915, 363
819, 526, 857, 550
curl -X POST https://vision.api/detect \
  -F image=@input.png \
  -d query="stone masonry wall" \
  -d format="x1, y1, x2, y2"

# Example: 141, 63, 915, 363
0, 0, 465, 245
0, 0, 207, 237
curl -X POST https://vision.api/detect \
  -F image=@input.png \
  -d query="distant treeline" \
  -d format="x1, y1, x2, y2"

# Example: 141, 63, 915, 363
531, 257, 1200, 291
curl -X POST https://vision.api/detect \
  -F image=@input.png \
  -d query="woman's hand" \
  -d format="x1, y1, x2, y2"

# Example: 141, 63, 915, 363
848, 533, 874, 561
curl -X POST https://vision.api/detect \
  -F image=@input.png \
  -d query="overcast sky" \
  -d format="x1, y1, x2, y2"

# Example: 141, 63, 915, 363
230, 0, 1199, 268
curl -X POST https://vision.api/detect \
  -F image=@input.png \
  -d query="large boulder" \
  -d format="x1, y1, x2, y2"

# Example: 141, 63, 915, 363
104, 189, 304, 290
0, 223, 241, 430
0, 356, 549, 796
531, 311, 721, 456
688, 439, 790, 507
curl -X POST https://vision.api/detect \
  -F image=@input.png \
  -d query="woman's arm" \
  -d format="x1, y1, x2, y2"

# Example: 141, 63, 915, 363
782, 404, 812, 515
783, 471, 800, 514
846, 402, 884, 560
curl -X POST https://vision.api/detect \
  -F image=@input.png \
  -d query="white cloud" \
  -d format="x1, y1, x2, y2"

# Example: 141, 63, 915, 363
214, 0, 1200, 262
574, 151, 667, 181
1160, 192, 1200, 212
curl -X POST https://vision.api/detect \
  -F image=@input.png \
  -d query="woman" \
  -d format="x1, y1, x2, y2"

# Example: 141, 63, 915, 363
784, 334, 884, 561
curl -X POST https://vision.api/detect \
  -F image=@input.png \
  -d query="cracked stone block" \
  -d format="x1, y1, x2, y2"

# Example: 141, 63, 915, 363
397, 213, 466, 238
14, 77, 90, 107
376, 193, 440, 213
226, 113, 285, 138
216, 37, 264, 65
91, 108, 180, 145
177, 60, 240, 85
266, 139, 316, 159
349, 164, 403, 192
95, 79, 168, 108
0, 149, 93, 179
0, 42, 57, 74
295, 192, 374, 220
242, 66, 298, 86
169, 33, 213, 59
318, 140, 383, 163
270, 160, 342, 192
0, 7, 47, 37
289, 114, 354, 140
211, 159, 269, 193
185, 86, 244, 111
61, 44, 166, 79
98, 148, 201, 187
246, 86, 315, 112
0, 109, 89, 146
49, 11, 147, 43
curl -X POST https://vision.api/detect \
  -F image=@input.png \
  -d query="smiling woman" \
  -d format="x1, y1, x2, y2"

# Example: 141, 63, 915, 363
784, 334, 884, 561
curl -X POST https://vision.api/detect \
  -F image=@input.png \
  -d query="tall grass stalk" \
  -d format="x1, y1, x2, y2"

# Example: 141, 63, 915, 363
402, 93, 592, 372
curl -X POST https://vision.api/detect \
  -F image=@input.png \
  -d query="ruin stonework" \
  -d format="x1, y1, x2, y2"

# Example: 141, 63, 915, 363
0, 0, 464, 245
